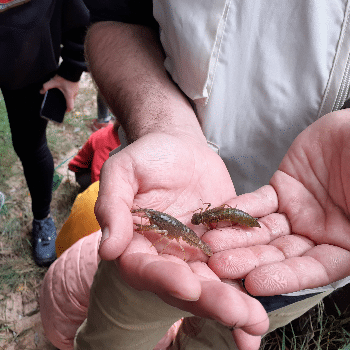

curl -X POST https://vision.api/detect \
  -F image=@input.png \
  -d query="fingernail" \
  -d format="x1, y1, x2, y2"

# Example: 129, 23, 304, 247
169, 291, 199, 301
100, 227, 109, 245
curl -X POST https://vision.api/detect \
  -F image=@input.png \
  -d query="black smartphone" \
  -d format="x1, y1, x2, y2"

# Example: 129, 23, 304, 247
40, 88, 67, 123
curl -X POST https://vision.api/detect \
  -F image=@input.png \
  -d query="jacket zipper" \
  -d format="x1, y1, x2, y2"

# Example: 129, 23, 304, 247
332, 50, 350, 111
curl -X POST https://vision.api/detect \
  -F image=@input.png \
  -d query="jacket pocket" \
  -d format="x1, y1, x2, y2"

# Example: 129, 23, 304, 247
153, 0, 231, 103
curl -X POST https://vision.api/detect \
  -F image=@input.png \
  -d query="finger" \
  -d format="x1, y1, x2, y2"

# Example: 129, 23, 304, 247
40, 80, 54, 94
118, 231, 201, 300
209, 245, 285, 279
232, 329, 261, 350
269, 234, 315, 258
96, 195, 134, 260
245, 244, 350, 295
119, 233, 269, 334
119, 252, 202, 301
271, 170, 350, 250
188, 261, 221, 281
204, 212, 291, 252
161, 279, 269, 335
209, 231, 318, 282
96, 153, 137, 260
39, 87, 47, 94
62, 83, 79, 112
65, 96, 74, 112
227, 185, 278, 217
211, 233, 315, 280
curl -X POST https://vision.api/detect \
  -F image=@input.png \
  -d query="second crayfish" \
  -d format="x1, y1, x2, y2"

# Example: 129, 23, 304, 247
191, 203, 261, 229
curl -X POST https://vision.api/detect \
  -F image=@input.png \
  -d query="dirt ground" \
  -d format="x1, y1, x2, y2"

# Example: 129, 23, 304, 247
0, 291, 57, 350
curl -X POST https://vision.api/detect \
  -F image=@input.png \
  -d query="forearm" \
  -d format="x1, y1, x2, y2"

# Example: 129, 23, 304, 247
85, 21, 206, 144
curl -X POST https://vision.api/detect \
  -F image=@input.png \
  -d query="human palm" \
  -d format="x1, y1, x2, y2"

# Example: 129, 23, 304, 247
95, 132, 269, 337
96, 132, 235, 259
206, 110, 350, 296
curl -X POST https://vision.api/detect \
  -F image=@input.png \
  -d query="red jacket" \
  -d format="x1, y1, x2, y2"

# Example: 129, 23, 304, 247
69, 124, 120, 183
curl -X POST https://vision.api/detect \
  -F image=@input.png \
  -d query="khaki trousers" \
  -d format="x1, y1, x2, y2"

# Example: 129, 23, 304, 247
74, 260, 332, 350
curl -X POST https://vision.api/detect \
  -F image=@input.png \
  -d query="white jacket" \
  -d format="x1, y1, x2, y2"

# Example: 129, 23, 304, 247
154, 0, 350, 193
152, 0, 350, 293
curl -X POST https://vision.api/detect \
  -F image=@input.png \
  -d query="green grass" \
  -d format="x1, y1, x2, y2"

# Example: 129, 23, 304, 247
0, 93, 17, 190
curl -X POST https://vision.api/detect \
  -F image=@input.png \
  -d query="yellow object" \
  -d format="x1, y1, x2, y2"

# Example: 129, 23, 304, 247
56, 181, 100, 257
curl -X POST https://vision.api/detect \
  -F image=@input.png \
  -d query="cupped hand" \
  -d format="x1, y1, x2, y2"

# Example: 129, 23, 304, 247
95, 132, 236, 260
40, 74, 80, 112
94, 133, 269, 342
205, 110, 350, 296
118, 231, 268, 339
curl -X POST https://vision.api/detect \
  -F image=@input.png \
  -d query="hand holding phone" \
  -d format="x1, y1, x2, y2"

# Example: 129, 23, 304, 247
40, 88, 67, 123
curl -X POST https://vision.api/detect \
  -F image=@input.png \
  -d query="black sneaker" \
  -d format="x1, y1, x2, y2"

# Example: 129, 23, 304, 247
32, 215, 57, 267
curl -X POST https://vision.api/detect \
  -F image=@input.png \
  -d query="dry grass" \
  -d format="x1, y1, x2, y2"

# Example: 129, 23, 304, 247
261, 300, 350, 350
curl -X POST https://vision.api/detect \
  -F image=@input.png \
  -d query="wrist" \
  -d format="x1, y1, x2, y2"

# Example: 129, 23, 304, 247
111, 125, 208, 161
113, 74, 206, 145
122, 110, 207, 147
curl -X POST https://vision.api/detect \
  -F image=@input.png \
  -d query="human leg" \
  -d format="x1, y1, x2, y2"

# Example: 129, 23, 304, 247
97, 90, 110, 122
91, 90, 113, 132
2, 81, 56, 265
2, 82, 54, 219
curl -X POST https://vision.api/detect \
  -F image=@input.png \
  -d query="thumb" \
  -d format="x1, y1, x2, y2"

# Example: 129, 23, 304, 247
95, 155, 136, 260
95, 195, 134, 260
40, 80, 55, 94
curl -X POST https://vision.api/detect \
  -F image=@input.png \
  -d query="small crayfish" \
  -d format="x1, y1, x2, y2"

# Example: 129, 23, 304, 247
131, 208, 212, 259
191, 203, 261, 229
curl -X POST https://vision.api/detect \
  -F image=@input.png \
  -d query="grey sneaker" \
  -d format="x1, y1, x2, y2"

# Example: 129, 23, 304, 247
32, 215, 57, 267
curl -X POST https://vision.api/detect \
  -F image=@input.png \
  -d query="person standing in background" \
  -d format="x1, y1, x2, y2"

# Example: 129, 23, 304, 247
0, 0, 89, 266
